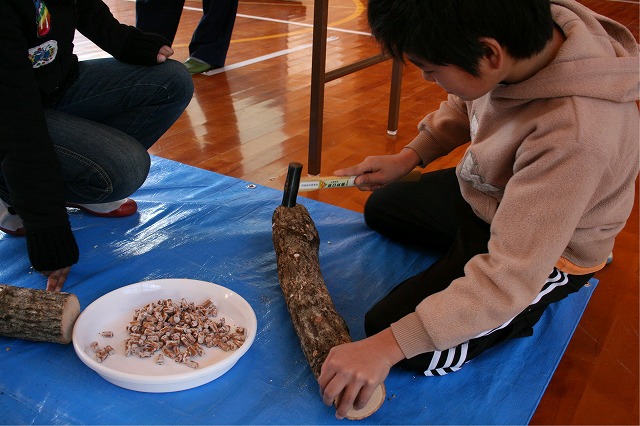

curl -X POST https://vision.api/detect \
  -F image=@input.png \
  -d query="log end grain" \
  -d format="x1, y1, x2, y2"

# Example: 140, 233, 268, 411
0, 284, 81, 344
59, 293, 81, 344
344, 383, 387, 420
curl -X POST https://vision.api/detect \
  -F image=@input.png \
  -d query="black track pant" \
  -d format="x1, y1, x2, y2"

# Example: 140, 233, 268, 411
363, 168, 592, 375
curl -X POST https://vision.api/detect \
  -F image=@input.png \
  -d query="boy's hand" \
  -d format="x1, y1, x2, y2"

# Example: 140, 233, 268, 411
318, 328, 405, 419
334, 148, 421, 191
157, 45, 174, 63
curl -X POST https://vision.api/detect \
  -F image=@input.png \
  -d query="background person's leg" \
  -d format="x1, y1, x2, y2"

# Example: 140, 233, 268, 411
188, 0, 239, 67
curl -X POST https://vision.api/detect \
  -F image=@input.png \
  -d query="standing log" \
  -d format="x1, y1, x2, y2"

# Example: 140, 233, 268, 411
271, 163, 385, 420
0, 284, 80, 344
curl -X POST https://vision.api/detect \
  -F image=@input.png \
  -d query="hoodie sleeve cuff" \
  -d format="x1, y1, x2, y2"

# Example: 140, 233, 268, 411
117, 31, 171, 66
405, 133, 443, 167
390, 312, 437, 359
26, 224, 79, 271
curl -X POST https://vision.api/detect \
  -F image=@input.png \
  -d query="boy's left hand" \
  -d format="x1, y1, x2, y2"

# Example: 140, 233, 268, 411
318, 328, 405, 419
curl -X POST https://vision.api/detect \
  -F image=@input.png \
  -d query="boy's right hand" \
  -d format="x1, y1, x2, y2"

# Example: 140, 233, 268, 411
333, 148, 421, 191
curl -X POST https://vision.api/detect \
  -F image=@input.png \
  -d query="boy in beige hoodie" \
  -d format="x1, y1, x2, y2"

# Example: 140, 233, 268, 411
318, 0, 639, 419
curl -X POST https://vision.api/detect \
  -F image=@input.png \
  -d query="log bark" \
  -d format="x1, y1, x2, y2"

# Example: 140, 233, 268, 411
272, 204, 385, 420
0, 284, 80, 344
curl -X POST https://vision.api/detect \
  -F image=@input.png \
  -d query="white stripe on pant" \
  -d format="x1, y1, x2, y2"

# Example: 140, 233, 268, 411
423, 268, 570, 376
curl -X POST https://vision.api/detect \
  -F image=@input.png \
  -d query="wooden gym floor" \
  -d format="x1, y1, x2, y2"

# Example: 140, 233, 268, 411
78, 0, 639, 423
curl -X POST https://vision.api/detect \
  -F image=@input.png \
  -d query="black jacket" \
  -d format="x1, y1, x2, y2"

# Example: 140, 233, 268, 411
0, 0, 167, 271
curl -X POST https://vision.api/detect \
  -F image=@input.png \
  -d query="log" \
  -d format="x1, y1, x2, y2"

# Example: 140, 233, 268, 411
0, 284, 81, 344
271, 163, 385, 420
272, 203, 352, 376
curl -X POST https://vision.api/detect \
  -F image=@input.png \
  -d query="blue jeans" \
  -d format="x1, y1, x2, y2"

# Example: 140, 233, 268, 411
0, 58, 193, 204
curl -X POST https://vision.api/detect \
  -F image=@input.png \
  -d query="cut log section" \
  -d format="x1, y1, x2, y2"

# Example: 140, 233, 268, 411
0, 284, 81, 344
272, 163, 385, 419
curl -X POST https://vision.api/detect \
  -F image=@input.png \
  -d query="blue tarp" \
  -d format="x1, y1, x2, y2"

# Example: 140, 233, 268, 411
0, 156, 596, 424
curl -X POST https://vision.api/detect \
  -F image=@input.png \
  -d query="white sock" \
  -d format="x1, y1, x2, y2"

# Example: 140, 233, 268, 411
74, 199, 128, 214
0, 199, 24, 232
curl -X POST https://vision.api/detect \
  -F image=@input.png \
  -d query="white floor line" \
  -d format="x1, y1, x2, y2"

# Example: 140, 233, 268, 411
182, 7, 372, 36
234, 12, 372, 36
204, 36, 338, 75
122, 1, 372, 36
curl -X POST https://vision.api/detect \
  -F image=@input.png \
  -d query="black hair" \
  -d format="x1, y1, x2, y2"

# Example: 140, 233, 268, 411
367, 0, 555, 75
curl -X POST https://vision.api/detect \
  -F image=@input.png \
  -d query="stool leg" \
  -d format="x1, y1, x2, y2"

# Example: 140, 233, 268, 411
387, 59, 403, 136
308, 0, 329, 176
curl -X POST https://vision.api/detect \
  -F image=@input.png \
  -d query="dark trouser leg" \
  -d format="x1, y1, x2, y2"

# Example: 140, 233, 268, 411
189, 0, 239, 66
364, 186, 492, 367
364, 167, 464, 251
410, 269, 592, 376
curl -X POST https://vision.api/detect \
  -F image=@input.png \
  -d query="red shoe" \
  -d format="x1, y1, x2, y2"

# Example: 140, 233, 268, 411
0, 224, 25, 236
66, 198, 138, 218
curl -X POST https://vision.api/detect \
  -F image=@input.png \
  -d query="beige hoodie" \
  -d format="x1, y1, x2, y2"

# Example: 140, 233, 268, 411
391, 0, 639, 358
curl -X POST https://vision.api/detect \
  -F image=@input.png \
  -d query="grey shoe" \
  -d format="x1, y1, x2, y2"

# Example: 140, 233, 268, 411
183, 57, 218, 74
